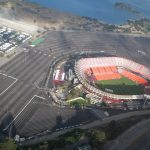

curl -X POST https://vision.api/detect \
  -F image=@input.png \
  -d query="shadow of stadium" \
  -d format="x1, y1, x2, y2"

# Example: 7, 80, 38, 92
96, 83, 144, 95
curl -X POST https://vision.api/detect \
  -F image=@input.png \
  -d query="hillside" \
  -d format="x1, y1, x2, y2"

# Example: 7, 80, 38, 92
0, 0, 106, 34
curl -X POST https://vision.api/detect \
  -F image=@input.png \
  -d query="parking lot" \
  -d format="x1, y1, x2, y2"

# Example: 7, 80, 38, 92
0, 73, 17, 96
0, 30, 150, 139
0, 26, 31, 55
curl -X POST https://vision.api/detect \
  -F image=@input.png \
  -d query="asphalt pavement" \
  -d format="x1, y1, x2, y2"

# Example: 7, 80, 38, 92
0, 30, 150, 138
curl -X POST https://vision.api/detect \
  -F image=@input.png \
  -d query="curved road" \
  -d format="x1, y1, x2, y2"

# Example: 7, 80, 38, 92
126, 129, 150, 150
104, 118, 150, 150
20, 109, 150, 146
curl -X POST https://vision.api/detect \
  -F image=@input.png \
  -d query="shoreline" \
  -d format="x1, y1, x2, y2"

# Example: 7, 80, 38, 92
0, 17, 40, 34
26, 0, 147, 25
0, 0, 150, 36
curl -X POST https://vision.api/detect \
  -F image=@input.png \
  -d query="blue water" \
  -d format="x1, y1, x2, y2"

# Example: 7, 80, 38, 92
27, 0, 150, 24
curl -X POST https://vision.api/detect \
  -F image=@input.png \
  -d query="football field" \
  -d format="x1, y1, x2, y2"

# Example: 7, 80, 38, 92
96, 77, 144, 95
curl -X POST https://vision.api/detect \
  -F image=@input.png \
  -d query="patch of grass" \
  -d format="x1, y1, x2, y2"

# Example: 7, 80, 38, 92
67, 88, 82, 99
69, 98, 88, 107
31, 37, 44, 46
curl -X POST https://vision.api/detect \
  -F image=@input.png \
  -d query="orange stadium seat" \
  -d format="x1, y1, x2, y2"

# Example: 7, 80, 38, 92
95, 73, 121, 81
86, 66, 120, 81
121, 70, 148, 85
105, 67, 110, 72
98, 67, 105, 73
111, 66, 118, 72
92, 67, 98, 75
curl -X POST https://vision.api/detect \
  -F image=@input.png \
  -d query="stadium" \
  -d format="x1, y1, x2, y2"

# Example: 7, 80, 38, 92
75, 57, 150, 103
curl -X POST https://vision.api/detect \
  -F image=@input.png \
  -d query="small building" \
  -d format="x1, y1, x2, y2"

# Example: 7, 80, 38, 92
53, 69, 65, 85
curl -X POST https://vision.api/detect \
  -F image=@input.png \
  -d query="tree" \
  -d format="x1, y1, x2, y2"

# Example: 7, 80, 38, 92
107, 120, 118, 139
100, 101, 107, 107
90, 129, 106, 149
0, 138, 17, 150
91, 130, 106, 143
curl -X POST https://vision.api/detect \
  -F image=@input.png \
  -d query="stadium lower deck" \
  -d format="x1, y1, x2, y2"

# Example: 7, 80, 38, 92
85, 66, 148, 95
0, 31, 150, 138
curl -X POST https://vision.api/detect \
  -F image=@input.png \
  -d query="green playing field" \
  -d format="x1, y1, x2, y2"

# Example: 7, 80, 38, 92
95, 77, 144, 95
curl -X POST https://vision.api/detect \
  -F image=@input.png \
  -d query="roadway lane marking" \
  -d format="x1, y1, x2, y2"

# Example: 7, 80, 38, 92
55, 123, 86, 132
0, 73, 18, 96
3, 95, 45, 131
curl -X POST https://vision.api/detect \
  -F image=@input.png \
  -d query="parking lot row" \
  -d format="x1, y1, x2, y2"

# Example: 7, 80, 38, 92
0, 26, 31, 55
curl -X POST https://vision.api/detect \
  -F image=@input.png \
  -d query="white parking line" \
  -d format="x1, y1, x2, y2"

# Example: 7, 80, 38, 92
0, 73, 17, 80
0, 73, 18, 96
3, 95, 45, 131
35, 95, 46, 100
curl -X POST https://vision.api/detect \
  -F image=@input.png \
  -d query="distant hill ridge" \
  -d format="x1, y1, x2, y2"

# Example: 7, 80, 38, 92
115, 2, 140, 15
